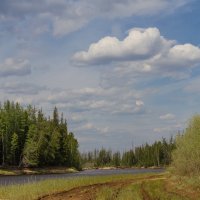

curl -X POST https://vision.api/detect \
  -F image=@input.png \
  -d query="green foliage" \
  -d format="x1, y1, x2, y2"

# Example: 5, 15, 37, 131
81, 138, 175, 168
10, 133, 19, 165
0, 100, 81, 169
96, 149, 112, 167
172, 115, 200, 176
23, 124, 39, 167
122, 150, 135, 167
112, 152, 121, 167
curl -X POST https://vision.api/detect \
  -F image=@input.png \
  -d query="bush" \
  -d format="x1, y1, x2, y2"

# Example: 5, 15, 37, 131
172, 115, 200, 176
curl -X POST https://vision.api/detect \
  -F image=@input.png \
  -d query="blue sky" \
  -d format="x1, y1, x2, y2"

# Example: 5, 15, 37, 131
0, 0, 200, 152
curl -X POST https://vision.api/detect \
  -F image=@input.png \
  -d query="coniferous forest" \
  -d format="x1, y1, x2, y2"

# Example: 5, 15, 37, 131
0, 100, 177, 170
0, 101, 80, 169
81, 137, 176, 168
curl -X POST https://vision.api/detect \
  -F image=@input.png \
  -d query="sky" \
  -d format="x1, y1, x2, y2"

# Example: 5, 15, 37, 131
0, 0, 200, 152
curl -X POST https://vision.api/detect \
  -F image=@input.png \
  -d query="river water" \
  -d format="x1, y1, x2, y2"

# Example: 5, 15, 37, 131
0, 168, 164, 186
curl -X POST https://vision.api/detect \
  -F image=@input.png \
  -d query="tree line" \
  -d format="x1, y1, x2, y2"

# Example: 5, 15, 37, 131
81, 138, 176, 168
0, 101, 81, 169
3, 99, 198, 175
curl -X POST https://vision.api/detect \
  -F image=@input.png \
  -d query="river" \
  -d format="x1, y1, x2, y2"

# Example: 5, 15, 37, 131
0, 168, 164, 186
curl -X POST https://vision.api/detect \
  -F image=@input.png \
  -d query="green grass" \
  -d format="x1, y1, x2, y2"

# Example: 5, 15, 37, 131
0, 172, 199, 200
0, 169, 17, 175
96, 187, 115, 200
142, 179, 188, 200
95, 174, 199, 200
117, 183, 142, 200
0, 167, 78, 176
0, 173, 152, 200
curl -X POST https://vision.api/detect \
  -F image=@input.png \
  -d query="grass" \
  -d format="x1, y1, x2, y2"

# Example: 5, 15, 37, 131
96, 187, 115, 200
0, 167, 78, 176
95, 174, 200, 200
116, 183, 142, 200
0, 169, 17, 176
0, 173, 155, 200
0, 172, 200, 200
142, 179, 188, 200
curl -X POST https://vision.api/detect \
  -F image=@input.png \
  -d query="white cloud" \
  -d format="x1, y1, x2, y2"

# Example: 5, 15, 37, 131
73, 27, 200, 90
154, 122, 182, 133
69, 114, 87, 124
73, 27, 200, 75
52, 17, 88, 36
0, 57, 31, 77
47, 86, 145, 115
48, 0, 195, 37
74, 122, 109, 134
73, 27, 174, 65
136, 100, 144, 106
160, 113, 175, 120
0, 81, 46, 95
153, 127, 171, 133
0, 0, 192, 37
151, 44, 200, 70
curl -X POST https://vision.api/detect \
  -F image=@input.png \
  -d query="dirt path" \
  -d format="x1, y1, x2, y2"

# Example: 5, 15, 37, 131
164, 179, 200, 200
39, 181, 128, 200
38, 175, 165, 200
141, 182, 152, 200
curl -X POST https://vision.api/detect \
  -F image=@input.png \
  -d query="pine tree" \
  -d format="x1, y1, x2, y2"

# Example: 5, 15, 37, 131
53, 107, 59, 126
10, 133, 19, 165
23, 124, 39, 167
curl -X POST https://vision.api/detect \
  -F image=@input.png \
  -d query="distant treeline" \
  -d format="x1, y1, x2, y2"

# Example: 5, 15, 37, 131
81, 138, 176, 168
0, 101, 81, 169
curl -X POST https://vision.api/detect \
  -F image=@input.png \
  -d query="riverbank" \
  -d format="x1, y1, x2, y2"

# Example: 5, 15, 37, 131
0, 172, 199, 200
0, 166, 164, 176
0, 168, 164, 186
89, 166, 163, 170
0, 167, 78, 176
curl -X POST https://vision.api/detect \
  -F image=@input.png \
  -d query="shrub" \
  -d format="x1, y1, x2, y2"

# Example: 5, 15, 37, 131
172, 115, 200, 176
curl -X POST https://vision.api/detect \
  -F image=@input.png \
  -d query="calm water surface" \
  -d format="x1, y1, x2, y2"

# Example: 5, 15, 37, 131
0, 168, 164, 186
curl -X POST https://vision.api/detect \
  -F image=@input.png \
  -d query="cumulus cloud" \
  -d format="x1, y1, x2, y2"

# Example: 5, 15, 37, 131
73, 28, 174, 65
0, 0, 192, 36
0, 58, 31, 77
151, 44, 200, 70
160, 113, 175, 120
73, 26, 200, 72
72, 26, 200, 89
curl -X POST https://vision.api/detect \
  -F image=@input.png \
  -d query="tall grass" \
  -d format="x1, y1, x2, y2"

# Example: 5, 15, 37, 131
142, 179, 188, 200
117, 183, 142, 200
1, 172, 199, 200
95, 177, 193, 200
96, 187, 115, 200
95, 184, 142, 200
0, 173, 152, 200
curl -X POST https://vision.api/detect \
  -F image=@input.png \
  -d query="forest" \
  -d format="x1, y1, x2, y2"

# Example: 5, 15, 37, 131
0, 100, 177, 170
81, 137, 175, 168
0, 101, 80, 169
